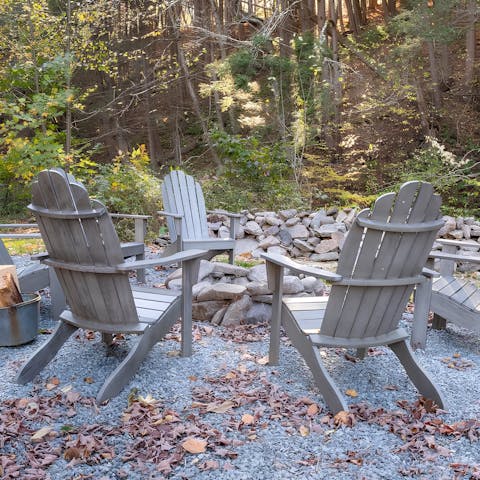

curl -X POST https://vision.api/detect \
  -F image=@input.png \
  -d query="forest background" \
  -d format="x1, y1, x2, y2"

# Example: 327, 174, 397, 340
1, 0, 479, 228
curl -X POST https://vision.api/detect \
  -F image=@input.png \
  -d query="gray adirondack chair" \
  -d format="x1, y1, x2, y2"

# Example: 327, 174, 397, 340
412, 238, 480, 346
16, 168, 205, 403
159, 170, 240, 264
1, 216, 147, 319
0, 228, 65, 320
262, 181, 445, 414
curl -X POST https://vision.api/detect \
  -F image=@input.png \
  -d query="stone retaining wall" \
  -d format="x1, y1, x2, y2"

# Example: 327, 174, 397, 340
163, 209, 480, 326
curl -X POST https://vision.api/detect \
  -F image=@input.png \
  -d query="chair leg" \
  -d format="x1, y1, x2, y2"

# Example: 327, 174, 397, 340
16, 321, 77, 384
431, 313, 447, 330
410, 278, 432, 350
96, 302, 181, 403
96, 331, 155, 404
390, 340, 445, 409
135, 251, 146, 283
356, 348, 367, 359
283, 316, 348, 414
49, 268, 66, 321
228, 248, 235, 265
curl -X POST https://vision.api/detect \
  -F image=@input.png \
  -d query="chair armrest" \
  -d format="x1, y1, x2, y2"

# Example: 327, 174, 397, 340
261, 252, 342, 282
435, 238, 480, 249
110, 213, 150, 244
116, 249, 207, 271
157, 210, 184, 220
429, 251, 480, 264
207, 209, 242, 219
0, 233, 42, 238
109, 213, 151, 220
421, 267, 440, 278
0, 223, 38, 228
0, 223, 41, 239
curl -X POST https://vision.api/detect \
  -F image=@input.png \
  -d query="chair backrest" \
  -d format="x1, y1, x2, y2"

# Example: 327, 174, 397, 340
321, 181, 443, 339
0, 240, 14, 265
29, 168, 138, 327
162, 170, 210, 242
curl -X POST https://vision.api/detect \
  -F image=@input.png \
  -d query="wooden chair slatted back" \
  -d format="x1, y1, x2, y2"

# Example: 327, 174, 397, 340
321, 181, 442, 339
30, 169, 138, 325
162, 170, 209, 242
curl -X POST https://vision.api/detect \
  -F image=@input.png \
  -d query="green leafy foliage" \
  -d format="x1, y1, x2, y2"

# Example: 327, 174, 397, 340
397, 139, 480, 217
204, 130, 304, 210
84, 145, 162, 239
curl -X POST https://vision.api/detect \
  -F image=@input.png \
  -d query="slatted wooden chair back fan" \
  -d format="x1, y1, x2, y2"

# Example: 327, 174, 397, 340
160, 170, 240, 264
16, 168, 205, 403
262, 181, 446, 413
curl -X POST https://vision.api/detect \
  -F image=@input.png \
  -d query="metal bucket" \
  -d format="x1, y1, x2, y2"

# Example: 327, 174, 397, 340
0, 293, 41, 346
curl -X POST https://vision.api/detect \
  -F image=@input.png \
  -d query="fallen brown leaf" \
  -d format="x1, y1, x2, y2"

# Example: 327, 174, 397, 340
241, 413, 255, 425
182, 437, 207, 454
31, 426, 53, 442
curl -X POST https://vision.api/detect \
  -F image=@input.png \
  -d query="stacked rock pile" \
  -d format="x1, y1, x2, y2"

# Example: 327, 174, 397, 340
165, 260, 326, 327
160, 210, 480, 326
209, 210, 480, 265
209, 208, 356, 262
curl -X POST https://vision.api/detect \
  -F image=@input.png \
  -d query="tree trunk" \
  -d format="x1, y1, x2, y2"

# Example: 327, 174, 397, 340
344, 0, 359, 34
465, 0, 477, 87
168, 7, 221, 167
427, 40, 442, 110
414, 76, 432, 135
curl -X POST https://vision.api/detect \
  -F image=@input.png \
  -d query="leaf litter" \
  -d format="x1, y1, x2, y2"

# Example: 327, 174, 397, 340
1, 323, 480, 479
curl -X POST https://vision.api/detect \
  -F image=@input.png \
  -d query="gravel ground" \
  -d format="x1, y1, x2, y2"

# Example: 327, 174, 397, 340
1, 256, 479, 480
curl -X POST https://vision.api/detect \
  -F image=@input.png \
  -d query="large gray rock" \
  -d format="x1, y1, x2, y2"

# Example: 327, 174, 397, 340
232, 276, 250, 286
311, 211, 334, 229
247, 264, 268, 283
252, 294, 273, 304
236, 238, 260, 255
315, 239, 339, 254
335, 210, 348, 223
278, 209, 297, 220
287, 224, 309, 240
344, 208, 357, 227
301, 276, 326, 295
285, 217, 300, 227
448, 229, 464, 240
207, 221, 222, 231
259, 235, 280, 249
212, 262, 249, 277
246, 281, 271, 296
283, 275, 304, 294
314, 223, 345, 238
293, 239, 314, 252
198, 260, 215, 281
218, 226, 231, 239
310, 252, 340, 262
192, 280, 213, 299
278, 228, 293, 246
264, 225, 280, 236
236, 224, 245, 239
267, 245, 288, 255
438, 216, 456, 237
211, 306, 228, 325
221, 295, 253, 326
264, 216, 283, 226
197, 283, 247, 302
244, 220, 263, 236
245, 302, 272, 324
254, 216, 266, 227
193, 300, 227, 321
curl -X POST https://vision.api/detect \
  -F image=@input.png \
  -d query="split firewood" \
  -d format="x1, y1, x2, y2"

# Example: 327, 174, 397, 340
0, 271, 23, 307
